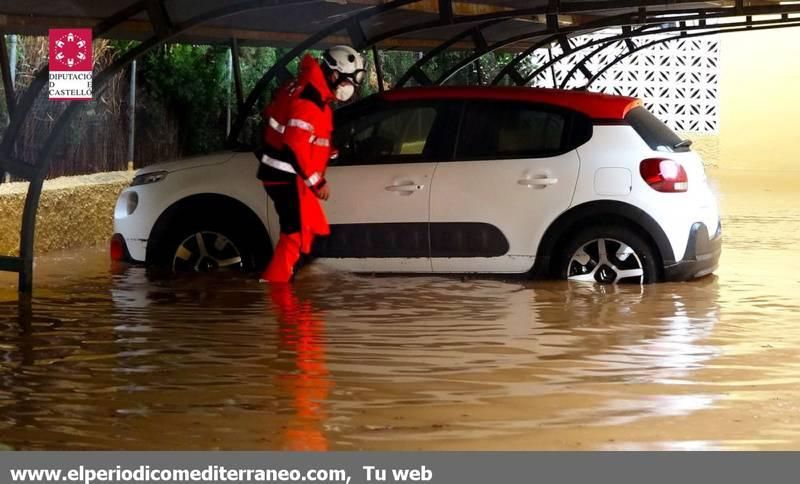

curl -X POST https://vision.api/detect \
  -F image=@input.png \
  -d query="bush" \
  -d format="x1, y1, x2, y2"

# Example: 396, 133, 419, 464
140, 44, 229, 154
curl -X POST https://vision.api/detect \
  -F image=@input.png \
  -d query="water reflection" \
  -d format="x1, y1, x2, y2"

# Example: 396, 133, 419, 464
0, 261, 732, 450
1, 170, 800, 450
270, 284, 331, 451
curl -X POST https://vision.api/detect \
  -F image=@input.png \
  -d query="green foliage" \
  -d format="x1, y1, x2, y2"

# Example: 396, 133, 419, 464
238, 46, 280, 106
0, 35, 531, 162
140, 44, 229, 154
377, 50, 419, 88
371, 49, 493, 88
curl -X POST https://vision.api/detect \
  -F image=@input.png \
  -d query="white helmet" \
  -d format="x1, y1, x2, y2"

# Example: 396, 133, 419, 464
322, 45, 365, 101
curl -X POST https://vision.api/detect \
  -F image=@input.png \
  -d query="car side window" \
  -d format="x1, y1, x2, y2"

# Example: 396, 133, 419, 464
333, 104, 438, 165
455, 101, 571, 160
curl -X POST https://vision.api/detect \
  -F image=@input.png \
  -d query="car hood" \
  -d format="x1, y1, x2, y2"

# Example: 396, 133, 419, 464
134, 151, 237, 175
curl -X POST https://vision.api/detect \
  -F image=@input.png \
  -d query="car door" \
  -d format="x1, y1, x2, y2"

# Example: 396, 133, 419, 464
429, 100, 586, 273
311, 99, 452, 273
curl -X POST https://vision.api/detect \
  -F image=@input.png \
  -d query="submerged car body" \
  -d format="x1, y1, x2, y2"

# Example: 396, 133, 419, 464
112, 86, 721, 283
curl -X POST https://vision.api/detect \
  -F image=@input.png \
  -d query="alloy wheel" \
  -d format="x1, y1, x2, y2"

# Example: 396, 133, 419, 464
172, 231, 243, 272
567, 238, 644, 284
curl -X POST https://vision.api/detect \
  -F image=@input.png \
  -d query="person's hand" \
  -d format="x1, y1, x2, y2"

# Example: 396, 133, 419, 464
316, 185, 330, 201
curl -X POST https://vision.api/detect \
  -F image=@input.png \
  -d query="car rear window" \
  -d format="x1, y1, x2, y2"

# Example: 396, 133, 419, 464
455, 101, 584, 160
625, 107, 690, 153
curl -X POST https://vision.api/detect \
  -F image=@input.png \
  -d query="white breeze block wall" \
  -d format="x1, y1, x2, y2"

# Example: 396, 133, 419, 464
527, 30, 720, 134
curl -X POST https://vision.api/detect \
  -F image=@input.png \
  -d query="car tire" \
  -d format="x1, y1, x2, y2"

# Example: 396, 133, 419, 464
556, 225, 660, 284
152, 209, 269, 273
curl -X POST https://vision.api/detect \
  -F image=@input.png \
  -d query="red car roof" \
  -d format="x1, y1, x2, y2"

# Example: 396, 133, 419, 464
380, 86, 642, 120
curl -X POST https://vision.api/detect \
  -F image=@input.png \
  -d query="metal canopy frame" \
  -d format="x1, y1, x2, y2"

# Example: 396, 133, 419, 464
392, 3, 800, 89
0, 0, 798, 293
522, 13, 800, 89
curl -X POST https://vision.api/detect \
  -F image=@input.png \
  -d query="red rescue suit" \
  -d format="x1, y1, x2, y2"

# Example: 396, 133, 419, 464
258, 55, 334, 283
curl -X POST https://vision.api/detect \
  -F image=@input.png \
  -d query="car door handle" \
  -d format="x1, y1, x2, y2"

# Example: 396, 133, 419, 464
385, 183, 424, 192
518, 177, 558, 187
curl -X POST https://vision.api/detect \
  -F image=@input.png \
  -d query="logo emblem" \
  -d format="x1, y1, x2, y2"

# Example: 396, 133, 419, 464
49, 29, 93, 101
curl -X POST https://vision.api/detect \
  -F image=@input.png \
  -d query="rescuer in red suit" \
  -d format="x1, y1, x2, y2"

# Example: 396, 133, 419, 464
256, 45, 365, 283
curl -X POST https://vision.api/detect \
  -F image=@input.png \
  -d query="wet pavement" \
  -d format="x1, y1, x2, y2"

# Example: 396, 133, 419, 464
1, 170, 799, 450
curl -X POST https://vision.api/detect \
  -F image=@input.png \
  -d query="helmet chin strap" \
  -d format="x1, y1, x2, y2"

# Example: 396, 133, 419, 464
326, 70, 339, 91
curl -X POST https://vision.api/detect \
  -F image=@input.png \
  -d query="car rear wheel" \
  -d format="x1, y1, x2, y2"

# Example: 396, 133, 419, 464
557, 225, 660, 284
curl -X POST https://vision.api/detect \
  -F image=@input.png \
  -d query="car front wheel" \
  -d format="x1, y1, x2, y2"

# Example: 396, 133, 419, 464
152, 211, 269, 274
172, 231, 244, 272
557, 225, 660, 284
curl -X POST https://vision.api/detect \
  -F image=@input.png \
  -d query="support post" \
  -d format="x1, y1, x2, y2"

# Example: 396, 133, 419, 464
18, 292, 32, 330
8, 35, 16, 90
231, 38, 244, 110
372, 45, 385, 92
439, 0, 454, 24
0, 35, 15, 184
226, 48, 232, 136
0, 35, 14, 113
127, 60, 137, 171
19, 178, 44, 293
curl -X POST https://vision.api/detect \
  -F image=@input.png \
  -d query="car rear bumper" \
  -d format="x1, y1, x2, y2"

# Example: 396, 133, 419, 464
663, 221, 722, 282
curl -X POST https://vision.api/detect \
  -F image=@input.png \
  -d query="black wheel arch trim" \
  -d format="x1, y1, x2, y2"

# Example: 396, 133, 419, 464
663, 221, 722, 282
530, 200, 675, 278
146, 193, 272, 265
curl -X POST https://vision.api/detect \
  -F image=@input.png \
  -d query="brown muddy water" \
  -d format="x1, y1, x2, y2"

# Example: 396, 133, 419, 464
0, 170, 799, 451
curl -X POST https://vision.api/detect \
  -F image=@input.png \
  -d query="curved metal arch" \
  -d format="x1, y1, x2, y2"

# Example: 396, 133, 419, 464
519, 25, 656, 89
443, 4, 800, 88
434, 11, 688, 86
492, 2, 800, 85
227, 0, 423, 145
557, 35, 641, 89
372, 0, 754, 46
362, 0, 718, 49
523, 22, 687, 88
552, 13, 800, 89
5, 0, 395, 292
393, 16, 637, 89
583, 20, 800, 90
396, 11, 649, 89
0, 0, 148, 163
228, 1, 670, 138
1, 0, 320, 166
394, 19, 507, 88
228, 0, 637, 139
229, 0, 761, 120
489, 15, 650, 86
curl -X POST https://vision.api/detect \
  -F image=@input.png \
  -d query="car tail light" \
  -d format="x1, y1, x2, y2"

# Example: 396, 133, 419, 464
110, 234, 126, 262
639, 158, 688, 193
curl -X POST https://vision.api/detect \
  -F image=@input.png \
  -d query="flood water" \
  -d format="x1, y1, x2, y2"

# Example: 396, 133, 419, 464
1, 170, 799, 450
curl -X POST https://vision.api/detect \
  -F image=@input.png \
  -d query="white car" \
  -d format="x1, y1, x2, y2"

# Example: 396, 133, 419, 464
112, 86, 721, 283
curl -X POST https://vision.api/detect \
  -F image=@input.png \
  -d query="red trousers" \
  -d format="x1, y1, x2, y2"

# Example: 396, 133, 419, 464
262, 180, 302, 283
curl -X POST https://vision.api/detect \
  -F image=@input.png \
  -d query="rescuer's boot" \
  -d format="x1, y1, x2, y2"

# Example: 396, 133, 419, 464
261, 232, 302, 283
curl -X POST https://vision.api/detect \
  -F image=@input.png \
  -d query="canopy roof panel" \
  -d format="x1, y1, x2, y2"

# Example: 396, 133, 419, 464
1, 0, 787, 50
